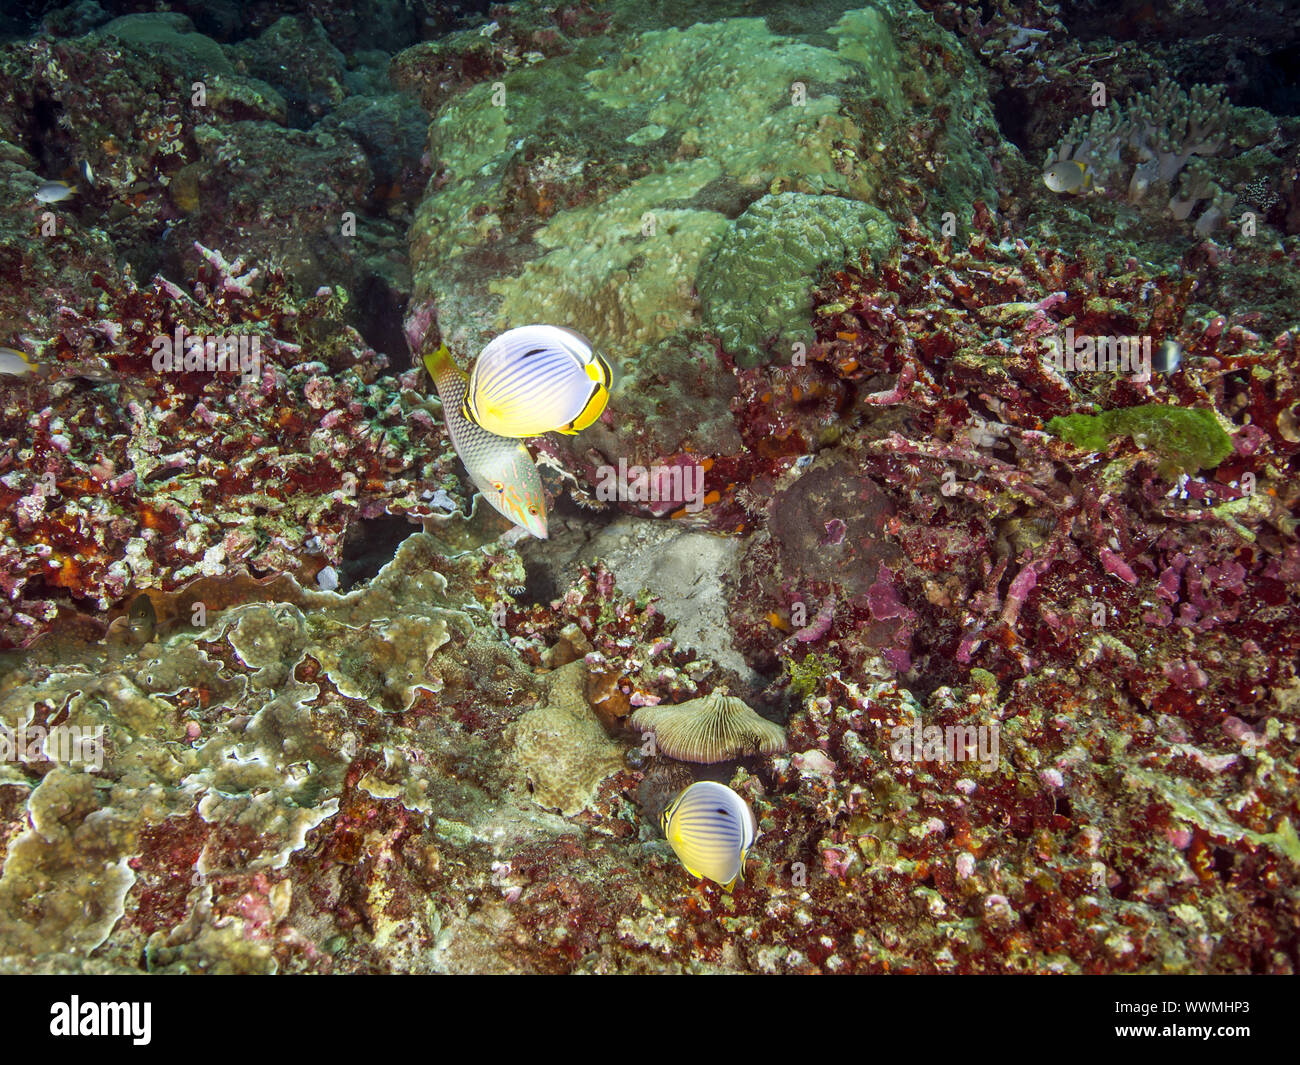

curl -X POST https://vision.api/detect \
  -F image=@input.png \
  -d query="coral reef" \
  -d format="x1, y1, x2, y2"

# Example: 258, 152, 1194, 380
0, 246, 471, 649
697, 193, 894, 368
0, 0, 1297, 978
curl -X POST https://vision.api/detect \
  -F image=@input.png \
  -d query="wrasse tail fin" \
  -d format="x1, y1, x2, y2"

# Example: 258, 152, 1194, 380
422, 342, 465, 382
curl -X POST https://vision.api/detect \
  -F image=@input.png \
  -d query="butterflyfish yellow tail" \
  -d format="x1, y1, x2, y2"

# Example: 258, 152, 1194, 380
557, 356, 613, 433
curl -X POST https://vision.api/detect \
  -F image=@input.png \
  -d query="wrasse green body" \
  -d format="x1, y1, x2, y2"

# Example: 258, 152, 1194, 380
424, 343, 548, 538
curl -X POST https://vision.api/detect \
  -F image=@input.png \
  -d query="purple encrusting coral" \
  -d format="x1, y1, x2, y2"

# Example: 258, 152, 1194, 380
1, 0, 1299, 977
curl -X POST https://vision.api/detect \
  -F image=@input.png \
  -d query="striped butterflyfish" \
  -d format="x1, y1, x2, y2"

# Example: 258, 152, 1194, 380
423, 342, 548, 538
659, 781, 757, 893
465, 325, 612, 437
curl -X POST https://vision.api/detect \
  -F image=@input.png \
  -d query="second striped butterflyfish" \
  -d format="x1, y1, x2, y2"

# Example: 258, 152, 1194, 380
659, 781, 757, 893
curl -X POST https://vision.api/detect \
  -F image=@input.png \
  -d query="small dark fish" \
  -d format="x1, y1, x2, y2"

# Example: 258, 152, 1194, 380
63, 362, 125, 386
127, 594, 157, 645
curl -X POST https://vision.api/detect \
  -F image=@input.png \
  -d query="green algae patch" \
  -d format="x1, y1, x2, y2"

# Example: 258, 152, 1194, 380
97, 12, 233, 75
785, 650, 841, 700
1046, 404, 1233, 477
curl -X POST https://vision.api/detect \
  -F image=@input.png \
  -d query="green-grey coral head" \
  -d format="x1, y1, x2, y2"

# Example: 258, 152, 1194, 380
696, 192, 895, 368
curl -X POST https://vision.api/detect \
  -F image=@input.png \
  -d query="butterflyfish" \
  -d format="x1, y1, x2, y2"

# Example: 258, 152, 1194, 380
465, 324, 612, 437
659, 780, 757, 893
423, 342, 548, 538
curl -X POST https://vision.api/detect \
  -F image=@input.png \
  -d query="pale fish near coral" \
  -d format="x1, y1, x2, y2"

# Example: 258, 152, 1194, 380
466, 324, 612, 437
660, 780, 757, 892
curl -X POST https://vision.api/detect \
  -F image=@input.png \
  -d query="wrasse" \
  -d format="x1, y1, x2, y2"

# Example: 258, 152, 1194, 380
423, 342, 548, 538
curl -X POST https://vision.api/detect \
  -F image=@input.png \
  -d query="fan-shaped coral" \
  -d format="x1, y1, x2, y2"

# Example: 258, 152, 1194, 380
629, 687, 786, 763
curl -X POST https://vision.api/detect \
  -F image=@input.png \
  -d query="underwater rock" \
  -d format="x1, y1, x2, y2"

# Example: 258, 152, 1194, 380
227, 16, 349, 126
537, 332, 747, 522
570, 516, 755, 683
320, 92, 429, 195
0, 768, 136, 957
188, 119, 372, 291
405, 0, 998, 366
96, 13, 233, 76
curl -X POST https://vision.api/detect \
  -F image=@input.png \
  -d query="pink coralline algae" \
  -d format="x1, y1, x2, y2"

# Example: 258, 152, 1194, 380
0, 249, 459, 649
1098, 547, 1138, 586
